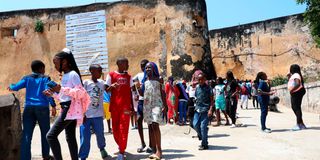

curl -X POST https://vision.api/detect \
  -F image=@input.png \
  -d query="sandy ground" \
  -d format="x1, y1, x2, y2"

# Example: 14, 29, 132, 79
30, 104, 320, 160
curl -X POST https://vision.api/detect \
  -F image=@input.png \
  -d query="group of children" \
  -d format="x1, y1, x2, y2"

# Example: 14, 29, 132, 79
8, 47, 308, 159
9, 49, 168, 160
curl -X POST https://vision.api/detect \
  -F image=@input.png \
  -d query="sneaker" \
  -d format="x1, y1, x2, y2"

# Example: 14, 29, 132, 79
146, 147, 154, 153
291, 125, 301, 131
117, 153, 124, 160
198, 145, 209, 150
100, 149, 108, 159
262, 129, 271, 133
230, 124, 236, 128
299, 124, 307, 129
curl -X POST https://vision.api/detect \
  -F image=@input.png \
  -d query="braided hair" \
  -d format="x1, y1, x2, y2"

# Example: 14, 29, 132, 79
55, 48, 83, 84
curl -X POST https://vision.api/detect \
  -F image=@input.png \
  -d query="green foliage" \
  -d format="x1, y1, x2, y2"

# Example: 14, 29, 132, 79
297, 0, 320, 47
35, 20, 44, 33
271, 75, 288, 87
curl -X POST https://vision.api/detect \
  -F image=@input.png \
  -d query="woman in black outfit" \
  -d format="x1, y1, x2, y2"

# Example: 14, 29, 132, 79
288, 64, 306, 131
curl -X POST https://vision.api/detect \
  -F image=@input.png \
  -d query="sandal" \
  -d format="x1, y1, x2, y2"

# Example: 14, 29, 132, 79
149, 154, 161, 160
137, 144, 146, 153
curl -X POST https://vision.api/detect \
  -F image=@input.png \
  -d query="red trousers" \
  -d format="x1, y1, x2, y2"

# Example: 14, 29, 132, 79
111, 110, 130, 153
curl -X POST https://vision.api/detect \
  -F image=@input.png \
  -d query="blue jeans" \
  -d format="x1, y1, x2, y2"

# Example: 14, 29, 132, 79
178, 100, 188, 124
21, 106, 50, 160
193, 111, 209, 146
79, 117, 106, 159
259, 101, 269, 130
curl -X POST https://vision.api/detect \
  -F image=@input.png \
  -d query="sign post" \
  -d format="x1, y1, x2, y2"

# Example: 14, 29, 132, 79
66, 10, 108, 75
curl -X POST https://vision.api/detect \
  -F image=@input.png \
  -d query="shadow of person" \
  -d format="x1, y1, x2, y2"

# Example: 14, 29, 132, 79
110, 152, 149, 160
306, 126, 320, 130
162, 149, 188, 153
208, 133, 230, 138
271, 129, 291, 133
208, 145, 238, 151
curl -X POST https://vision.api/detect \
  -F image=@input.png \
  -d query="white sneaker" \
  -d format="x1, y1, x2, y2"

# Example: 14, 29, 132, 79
117, 153, 124, 160
262, 129, 272, 133
292, 125, 301, 131
230, 124, 236, 128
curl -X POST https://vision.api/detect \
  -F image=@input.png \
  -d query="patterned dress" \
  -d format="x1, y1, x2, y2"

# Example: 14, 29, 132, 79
143, 80, 164, 125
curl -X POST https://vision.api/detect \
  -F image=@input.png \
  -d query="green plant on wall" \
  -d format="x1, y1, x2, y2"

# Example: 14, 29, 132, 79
35, 20, 44, 33
271, 75, 288, 87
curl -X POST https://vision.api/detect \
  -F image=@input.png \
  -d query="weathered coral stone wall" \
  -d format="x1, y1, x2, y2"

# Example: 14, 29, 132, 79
0, 0, 215, 98
210, 14, 320, 80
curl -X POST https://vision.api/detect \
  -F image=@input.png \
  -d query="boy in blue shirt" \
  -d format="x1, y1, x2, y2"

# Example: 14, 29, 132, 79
193, 73, 213, 150
8, 60, 56, 160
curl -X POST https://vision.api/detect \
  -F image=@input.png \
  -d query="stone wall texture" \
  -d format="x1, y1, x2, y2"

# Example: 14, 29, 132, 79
0, 0, 215, 99
275, 81, 320, 114
210, 14, 320, 80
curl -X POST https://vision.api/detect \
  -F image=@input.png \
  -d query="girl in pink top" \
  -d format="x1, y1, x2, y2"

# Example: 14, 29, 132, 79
44, 48, 90, 160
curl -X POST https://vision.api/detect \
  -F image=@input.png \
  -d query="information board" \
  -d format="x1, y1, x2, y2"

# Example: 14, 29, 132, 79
66, 10, 108, 75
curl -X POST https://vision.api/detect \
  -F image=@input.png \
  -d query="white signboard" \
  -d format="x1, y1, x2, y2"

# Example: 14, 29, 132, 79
66, 10, 108, 75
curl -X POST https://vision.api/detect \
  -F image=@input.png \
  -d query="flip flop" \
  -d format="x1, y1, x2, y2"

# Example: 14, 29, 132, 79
149, 154, 161, 160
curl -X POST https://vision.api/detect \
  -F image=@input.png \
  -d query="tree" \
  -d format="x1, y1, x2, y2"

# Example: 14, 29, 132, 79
297, 0, 320, 47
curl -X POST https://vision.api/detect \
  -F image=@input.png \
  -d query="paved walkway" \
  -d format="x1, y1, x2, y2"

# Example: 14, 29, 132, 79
30, 104, 320, 160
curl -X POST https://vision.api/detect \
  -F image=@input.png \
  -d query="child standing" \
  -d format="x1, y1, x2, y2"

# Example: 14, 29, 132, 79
177, 82, 189, 125
214, 77, 229, 126
140, 62, 167, 160
79, 64, 108, 160
105, 57, 134, 160
256, 72, 275, 133
225, 71, 240, 128
45, 48, 90, 160
165, 76, 180, 124
288, 64, 307, 130
8, 60, 56, 160
193, 73, 213, 150
240, 81, 250, 109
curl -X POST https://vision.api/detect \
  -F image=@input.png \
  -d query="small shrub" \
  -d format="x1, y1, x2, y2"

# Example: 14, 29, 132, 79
35, 20, 44, 33
271, 75, 288, 87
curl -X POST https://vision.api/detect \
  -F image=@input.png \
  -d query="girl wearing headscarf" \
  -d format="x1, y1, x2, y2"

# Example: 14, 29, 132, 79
140, 62, 167, 160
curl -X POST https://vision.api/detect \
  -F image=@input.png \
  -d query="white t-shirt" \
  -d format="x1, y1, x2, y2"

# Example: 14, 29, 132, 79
83, 79, 105, 118
105, 71, 134, 87
60, 71, 81, 102
133, 72, 145, 100
186, 85, 196, 98
288, 73, 303, 92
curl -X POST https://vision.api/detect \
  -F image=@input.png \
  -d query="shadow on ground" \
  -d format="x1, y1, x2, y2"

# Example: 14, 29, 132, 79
162, 149, 194, 159
307, 126, 320, 130
207, 145, 238, 151
272, 129, 291, 133
208, 133, 230, 138
109, 149, 194, 160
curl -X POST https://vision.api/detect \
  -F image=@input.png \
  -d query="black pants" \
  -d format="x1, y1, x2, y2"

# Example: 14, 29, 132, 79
46, 101, 78, 160
290, 88, 306, 124
226, 97, 237, 124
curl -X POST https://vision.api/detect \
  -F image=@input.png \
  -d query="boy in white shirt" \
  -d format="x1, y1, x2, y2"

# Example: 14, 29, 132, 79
79, 64, 108, 160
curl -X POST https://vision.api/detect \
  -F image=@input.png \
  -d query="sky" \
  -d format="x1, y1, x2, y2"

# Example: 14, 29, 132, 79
0, 0, 307, 30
